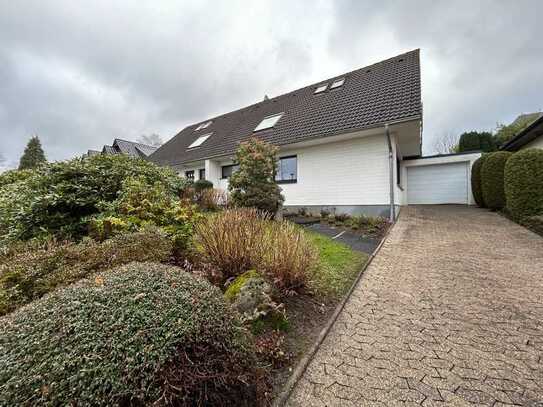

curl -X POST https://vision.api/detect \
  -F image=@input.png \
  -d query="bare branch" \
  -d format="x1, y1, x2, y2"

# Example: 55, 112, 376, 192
432, 131, 459, 154
137, 133, 163, 147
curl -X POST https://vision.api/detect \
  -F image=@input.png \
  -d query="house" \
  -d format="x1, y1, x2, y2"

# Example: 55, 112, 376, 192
90, 139, 158, 158
85, 149, 101, 157
149, 50, 480, 219
500, 114, 543, 151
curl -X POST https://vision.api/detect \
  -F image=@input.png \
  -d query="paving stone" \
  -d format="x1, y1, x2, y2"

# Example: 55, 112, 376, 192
285, 206, 543, 406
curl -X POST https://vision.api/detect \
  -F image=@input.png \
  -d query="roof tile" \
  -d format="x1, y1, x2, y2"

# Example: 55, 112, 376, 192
150, 50, 421, 166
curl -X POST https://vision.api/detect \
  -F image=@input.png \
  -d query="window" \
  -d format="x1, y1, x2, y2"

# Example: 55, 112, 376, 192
199, 168, 206, 180
330, 78, 345, 89
188, 133, 212, 148
195, 121, 212, 131
185, 170, 194, 180
221, 164, 239, 179
254, 113, 283, 132
275, 155, 297, 183
314, 84, 327, 94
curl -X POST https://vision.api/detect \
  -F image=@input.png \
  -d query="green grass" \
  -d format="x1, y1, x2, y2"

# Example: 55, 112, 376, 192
305, 231, 367, 300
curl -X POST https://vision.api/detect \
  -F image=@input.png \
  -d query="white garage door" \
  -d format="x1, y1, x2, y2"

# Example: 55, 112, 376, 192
407, 162, 468, 204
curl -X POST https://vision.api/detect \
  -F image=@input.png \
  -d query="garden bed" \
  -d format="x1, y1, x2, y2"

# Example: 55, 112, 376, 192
0, 150, 388, 406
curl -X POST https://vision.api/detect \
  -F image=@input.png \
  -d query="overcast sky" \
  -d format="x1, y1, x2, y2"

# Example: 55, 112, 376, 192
1, 0, 542, 170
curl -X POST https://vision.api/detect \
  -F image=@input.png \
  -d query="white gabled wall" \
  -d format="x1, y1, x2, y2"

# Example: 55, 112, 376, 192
523, 137, 543, 150
279, 134, 390, 206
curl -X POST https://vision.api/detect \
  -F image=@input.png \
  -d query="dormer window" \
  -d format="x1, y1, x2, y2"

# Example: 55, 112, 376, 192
314, 84, 327, 94
195, 121, 212, 131
188, 133, 212, 148
254, 113, 283, 132
330, 78, 345, 89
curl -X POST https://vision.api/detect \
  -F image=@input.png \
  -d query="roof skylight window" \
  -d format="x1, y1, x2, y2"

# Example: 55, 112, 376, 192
188, 133, 212, 148
254, 113, 283, 132
314, 84, 327, 94
330, 78, 345, 89
195, 121, 212, 131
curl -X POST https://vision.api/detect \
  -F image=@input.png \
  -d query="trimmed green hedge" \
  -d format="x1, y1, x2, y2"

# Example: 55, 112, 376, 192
471, 155, 488, 207
0, 262, 256, 406
0, 229, 172, 315
481, 151, 512, 210
505, 148, 543, 219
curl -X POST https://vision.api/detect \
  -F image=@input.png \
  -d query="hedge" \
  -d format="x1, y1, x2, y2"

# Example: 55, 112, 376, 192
0, 154, 188, 243
505, 148, 543, 219
0, 168, 34, 187
0, 262, 256, 406
458, 131, 496, 153
481, 151, 512, 210
0, 228, 172, 315
471, 155, 488, 207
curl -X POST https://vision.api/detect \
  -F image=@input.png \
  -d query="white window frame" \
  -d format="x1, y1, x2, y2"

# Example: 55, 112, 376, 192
314, 84, 327, 94
330, 78, 345, 89
188, 133, 212, 148
195, 121, 212, 131
254, 113, 283, 132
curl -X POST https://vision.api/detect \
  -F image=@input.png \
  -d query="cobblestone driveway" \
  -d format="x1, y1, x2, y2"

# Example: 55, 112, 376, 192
287, 206, 543, 406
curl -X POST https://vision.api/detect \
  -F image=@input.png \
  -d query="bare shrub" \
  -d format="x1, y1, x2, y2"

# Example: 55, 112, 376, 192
200, 188, 229, 211
257, 221, 317, 293
195, 209, 316, 293
194, 208, 269, 280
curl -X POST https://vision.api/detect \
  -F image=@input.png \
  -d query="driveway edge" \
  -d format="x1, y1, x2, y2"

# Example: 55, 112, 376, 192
272, 219, 396, 407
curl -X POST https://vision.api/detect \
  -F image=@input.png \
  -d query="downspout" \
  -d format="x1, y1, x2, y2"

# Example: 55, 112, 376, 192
385, 124, 396, 222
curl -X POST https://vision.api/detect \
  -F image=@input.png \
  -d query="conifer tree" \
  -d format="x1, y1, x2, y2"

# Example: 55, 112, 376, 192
18, 136, 47, 170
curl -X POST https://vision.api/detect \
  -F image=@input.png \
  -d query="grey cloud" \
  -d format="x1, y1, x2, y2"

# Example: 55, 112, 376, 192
329, 0, 543, 152
1, 0, 542, 167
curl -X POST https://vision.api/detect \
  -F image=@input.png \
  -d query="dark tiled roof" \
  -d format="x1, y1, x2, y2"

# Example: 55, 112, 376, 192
150, 50, 422, 166
113, 139, 158, 158
87, 149, 100, 156
102, 145, 117, 154
501, 114, 543, 151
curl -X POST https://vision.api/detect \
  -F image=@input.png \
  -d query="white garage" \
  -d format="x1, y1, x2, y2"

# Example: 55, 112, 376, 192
401, 152, 481, 205
407, 162, 468, 204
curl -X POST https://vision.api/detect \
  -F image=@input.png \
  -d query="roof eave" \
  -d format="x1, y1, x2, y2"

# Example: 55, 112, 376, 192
157, 114, 423, 167
500, 116, 543, 151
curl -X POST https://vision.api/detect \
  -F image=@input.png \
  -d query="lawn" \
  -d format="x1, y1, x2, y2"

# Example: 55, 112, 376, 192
306, 230, 368, 299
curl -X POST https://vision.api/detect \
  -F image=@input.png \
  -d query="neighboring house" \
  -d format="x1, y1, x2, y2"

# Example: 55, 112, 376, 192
88, 139, 158, 158
500, 114, 543, 151
85, 149, 101, 157
149, 50, 480, 219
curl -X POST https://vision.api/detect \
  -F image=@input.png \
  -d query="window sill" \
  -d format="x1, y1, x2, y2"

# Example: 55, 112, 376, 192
276, 179, 297, 184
